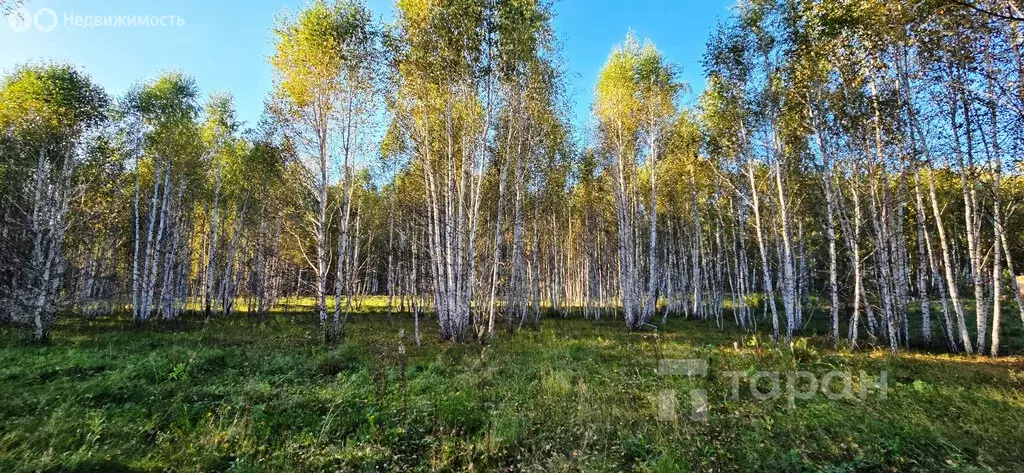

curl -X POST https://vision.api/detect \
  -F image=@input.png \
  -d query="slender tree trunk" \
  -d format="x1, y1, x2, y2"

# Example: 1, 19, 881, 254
131, 154, 142, 324
913, 174, 933, 345
746, 156, 780, 340
928, 168, 972, 353
204, 157, 223, 316
773, 156, 796, 341
486, 152, 508, 336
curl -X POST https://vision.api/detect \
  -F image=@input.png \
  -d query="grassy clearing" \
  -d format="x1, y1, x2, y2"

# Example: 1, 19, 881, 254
1, 300, 1023, 472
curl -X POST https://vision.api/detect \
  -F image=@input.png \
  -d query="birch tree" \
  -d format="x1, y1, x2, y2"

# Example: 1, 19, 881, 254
0, 64, 108, 341
270, 0, 379, 342
594, 33, 680, 331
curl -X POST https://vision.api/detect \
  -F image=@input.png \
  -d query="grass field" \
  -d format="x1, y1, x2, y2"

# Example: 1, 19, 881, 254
2, 299, 1024, 472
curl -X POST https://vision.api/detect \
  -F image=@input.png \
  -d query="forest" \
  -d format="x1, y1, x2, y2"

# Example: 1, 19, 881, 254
3, 0, 1024, 471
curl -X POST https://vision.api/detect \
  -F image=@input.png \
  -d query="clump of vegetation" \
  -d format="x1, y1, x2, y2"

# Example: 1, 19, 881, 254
316, 343, 367, 376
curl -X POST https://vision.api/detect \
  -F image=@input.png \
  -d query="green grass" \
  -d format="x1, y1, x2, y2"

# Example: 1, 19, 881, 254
2, 300, 1024, 472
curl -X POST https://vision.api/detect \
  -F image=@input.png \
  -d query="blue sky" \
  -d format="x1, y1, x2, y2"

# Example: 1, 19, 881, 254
1, 0, 736, 131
